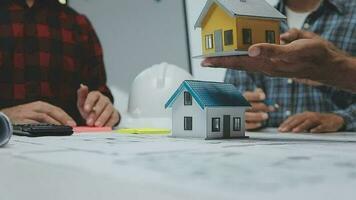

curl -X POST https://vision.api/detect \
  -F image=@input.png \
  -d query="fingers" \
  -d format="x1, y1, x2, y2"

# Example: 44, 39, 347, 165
293, 78, 323, 86
279, 112, 321, 133
248, 43, 287, 58
46, 106, 76, 126
244, 89, 275, 113
93, 96, 110, 117
81, 90, 116, 127
95, 104, 114, 127
244, 88, 270, 131
246, 122, 263, 131
280, 28, 302, 43
86, 112, 96, 126
280, 29, 318, 43
246, 112, 269, 123
29, 112, 61, 125
244, 89, 266, 102
34, 102, 76, 126
201, 51, 287, 77
279, 112, 344, 134
77, 84, 89, 111
17, 119, 40, 125
105, 111, 120, 127
84, 91, 101, 113
279, 115, 306, 132
201, 55, 259, 71
292, 120, 318, 133
310, 125, 328, 133
247, 102, 273, 112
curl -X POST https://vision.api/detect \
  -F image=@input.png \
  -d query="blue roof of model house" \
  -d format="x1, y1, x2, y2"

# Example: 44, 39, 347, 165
165, 80, 251, 109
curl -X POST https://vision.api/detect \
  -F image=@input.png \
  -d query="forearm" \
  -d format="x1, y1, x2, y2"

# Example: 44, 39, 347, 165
322, 56, 356, 93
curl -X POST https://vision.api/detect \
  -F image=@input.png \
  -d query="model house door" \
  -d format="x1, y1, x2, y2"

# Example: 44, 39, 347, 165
214, 30, 223, 52
223, 115, 231, 138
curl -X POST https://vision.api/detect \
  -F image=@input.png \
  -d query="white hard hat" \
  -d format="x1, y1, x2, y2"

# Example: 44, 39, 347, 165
121, 63, 194, 129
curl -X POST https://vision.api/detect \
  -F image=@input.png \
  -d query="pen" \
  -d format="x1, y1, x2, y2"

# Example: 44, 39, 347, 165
264, 99, 280, 110
252, 88, 279, 110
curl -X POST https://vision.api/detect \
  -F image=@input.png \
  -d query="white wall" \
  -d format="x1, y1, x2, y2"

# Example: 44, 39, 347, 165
172, 89, 207, 138
185, 0, 279, 82
70, 0, 191, 93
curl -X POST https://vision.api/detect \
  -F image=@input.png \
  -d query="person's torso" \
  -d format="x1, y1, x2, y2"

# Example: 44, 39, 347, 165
264, 0, 356, 127
0, 1, 86, 120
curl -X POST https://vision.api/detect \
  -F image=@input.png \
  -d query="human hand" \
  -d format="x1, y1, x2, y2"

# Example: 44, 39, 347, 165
77, 84, 120, 127
1, 101, 76, 126
278, 112, 345, 133
293, 78, 323, 87
244, 88, 275, 130
279, 28, 318, 43
201, 29, 346, 83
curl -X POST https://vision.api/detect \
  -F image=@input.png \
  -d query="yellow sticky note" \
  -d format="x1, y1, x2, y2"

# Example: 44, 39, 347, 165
115, 128, 171, 135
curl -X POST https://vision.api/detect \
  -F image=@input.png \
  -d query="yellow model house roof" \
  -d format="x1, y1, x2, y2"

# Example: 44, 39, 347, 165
195, 0, 286, 28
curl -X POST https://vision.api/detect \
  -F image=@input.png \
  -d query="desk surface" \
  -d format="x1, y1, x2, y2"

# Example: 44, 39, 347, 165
1, 129, 356, 200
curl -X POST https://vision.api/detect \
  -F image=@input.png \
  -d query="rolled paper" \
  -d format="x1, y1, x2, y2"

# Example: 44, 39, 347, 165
0, 112, 12, 147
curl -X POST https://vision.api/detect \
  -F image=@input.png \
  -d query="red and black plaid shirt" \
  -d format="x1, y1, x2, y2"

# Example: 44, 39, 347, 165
0, 0, 113, 124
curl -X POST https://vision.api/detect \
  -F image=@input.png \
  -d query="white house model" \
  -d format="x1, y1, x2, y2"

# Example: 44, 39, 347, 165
165, 80, 251, 139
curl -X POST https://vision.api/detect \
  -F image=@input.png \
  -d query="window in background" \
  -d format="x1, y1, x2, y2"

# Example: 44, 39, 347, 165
266, 30, 276, 43
224, 30, 233, 45
233, 117, 241, 131
205, 34, 214, 49
184, 92, 193, 105
184, 117, 193, 131
242, 29, 252, 45
212, 118, 221, 132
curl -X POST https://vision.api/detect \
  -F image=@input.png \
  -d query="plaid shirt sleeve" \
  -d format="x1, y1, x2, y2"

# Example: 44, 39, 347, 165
76, 15, 114, 103
331, 91, 356, 131
334, 107, 356, 131
224, 69, 265, 92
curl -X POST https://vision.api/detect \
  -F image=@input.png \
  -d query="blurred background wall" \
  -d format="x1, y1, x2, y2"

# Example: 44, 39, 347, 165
69, 0, 279, 92
70, 0, 191, 93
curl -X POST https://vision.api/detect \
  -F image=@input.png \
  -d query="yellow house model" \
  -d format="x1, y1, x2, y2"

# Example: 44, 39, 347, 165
195, 0, 286, 57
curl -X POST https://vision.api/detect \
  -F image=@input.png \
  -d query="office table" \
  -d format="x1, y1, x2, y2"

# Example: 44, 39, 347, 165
1, 129, 356, 200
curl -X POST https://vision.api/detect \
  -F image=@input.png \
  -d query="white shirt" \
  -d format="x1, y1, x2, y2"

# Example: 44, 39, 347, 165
285, 7, 311, 29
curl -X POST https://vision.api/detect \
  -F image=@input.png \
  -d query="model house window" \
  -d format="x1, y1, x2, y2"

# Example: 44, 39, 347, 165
224, 30, 233, 46
212, 118, 221, 132
233, 117, 241, 131
266, 30, 276, 44
242, 29, 252, 45
184, 92, 192, 105
205, 34, 214, 49
184, 117, 193, 131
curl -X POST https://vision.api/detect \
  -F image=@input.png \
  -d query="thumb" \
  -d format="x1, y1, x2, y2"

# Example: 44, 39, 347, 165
248, 43, 287, 58
77, 84, 89, 109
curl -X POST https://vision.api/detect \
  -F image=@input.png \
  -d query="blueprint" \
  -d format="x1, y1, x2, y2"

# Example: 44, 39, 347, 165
1, 129, 356, 200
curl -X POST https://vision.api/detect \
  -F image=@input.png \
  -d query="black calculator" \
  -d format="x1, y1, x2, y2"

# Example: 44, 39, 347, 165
13, 124, 74, 137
